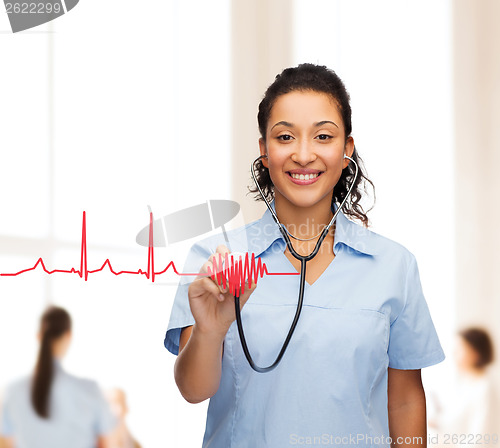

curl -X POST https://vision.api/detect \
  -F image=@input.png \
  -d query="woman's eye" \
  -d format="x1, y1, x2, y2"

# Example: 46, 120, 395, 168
277, 134, 293, 141
316, 134, 333, 141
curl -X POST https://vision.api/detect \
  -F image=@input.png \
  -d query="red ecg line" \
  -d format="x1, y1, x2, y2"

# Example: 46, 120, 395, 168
0, 212, 299, 288
209, 253, 263, 297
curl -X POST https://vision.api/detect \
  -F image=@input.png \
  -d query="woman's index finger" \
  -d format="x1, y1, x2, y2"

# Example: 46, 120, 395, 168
215, 244, 230, 257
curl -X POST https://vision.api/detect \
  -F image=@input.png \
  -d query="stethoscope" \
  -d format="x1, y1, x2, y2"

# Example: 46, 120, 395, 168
232, 153, 359, 373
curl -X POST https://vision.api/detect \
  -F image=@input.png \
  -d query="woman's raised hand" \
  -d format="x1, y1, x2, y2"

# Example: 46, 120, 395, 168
188, 245, 258, 337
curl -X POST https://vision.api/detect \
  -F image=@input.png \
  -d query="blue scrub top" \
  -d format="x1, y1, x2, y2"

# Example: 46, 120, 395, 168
165, 201, 445, 448
0, 361, 116, 448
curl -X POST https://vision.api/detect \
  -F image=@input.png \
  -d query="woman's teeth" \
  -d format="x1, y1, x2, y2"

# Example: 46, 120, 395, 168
290, 173, 319, 180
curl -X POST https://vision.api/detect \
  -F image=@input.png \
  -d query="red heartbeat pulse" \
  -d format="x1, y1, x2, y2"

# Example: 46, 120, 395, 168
0, 212, 299, 288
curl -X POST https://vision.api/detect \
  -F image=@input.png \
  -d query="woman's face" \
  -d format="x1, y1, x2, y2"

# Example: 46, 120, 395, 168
259, 90, 354, 209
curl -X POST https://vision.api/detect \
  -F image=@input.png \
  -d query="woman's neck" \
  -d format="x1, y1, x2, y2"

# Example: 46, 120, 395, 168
274, 193, 334, 237
274, 193, 336, 256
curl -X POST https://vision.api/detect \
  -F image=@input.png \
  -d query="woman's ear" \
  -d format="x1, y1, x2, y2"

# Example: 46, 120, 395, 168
258, 138, 269, 168
342, 136, 355, 169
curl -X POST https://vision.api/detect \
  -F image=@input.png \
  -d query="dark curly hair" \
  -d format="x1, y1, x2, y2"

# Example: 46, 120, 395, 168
249, 63, 375, 227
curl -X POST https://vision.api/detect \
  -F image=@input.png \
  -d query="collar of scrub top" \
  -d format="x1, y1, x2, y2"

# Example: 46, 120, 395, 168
249, 200, 381, 259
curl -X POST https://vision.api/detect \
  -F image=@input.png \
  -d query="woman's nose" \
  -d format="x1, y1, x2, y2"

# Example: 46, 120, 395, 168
291, 140, 317, 165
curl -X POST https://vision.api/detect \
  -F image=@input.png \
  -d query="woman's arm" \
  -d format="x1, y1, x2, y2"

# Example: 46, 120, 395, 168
174, 325, 225, 404
388, 368, 427, 448
174, 245, 257, 404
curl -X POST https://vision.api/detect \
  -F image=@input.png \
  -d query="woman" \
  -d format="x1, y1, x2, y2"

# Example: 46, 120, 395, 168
0, 306, 116, 448
165, 63, 445, 447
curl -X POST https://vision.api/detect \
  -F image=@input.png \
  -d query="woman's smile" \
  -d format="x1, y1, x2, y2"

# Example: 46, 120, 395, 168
287, 169, 324, 185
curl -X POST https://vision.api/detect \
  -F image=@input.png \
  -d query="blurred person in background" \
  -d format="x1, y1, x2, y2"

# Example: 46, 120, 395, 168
430, 327, 497, 443
106, 388, 141, 448
0, 306, 116, 448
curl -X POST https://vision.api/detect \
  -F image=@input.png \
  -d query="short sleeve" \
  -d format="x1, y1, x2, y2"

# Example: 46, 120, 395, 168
388, 255, 445, 369
164, 241, 211, 355
92, 382, 116, 436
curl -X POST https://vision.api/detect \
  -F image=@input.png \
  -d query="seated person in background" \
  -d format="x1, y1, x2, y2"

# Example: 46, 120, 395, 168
0, 306, 116, 448
106, 388, 142, 448
430, 327, 496, 442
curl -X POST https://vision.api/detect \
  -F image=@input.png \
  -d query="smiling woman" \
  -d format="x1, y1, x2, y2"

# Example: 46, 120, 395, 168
258, 90, 354, 232
251, 67, 374, 229
164, 63, 445, 448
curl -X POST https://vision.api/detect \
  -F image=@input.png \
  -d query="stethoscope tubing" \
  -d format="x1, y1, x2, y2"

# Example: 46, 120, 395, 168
234, 154, 359, 373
